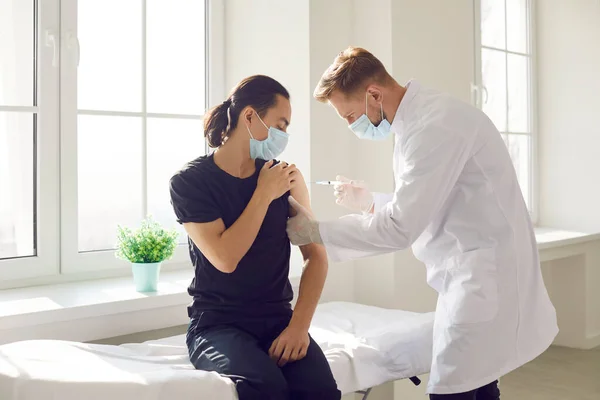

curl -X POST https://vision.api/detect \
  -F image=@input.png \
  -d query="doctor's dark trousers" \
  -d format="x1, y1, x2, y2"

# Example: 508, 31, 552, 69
186, 311, 342, 400
429, 380, 500, 400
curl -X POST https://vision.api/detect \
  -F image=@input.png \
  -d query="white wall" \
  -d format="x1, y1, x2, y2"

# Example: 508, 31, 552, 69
349, 0, 398, 312
308, 0, 357, 303
536, 0, 600, 350
391, 0, 475, 104
536, 0, 600, 347
536, 0, 600, 233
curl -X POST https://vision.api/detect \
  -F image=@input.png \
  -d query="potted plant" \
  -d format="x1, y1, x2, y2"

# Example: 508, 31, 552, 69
116, 217, 179, 292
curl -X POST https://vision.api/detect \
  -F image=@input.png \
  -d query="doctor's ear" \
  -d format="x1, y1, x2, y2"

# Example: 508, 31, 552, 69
367, 88, 383, 104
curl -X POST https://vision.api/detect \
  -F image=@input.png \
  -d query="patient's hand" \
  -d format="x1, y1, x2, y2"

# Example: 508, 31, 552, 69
268, 325, 310, 367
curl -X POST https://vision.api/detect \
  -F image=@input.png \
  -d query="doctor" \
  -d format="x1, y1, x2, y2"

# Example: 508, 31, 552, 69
286, 47, 558, 399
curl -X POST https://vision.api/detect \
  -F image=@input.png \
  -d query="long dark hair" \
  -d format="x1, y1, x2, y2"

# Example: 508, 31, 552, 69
204, 75, 290, 148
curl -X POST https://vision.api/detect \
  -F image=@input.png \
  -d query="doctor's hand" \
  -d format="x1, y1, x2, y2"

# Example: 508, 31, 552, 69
269, 325, 310, 367
286, 196, 323, 246
333, 175, 374, 214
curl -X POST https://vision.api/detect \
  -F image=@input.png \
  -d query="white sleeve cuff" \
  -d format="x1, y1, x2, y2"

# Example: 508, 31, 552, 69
372, 192, 393, 213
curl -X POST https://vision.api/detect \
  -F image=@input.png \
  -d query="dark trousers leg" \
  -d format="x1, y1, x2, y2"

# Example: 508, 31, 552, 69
188, 325, 289, 400
474, 380, 500, 399
280, 335, 342, 400
429, 380, 500, 400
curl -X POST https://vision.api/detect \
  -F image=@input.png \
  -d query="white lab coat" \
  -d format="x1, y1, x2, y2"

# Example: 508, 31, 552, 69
319, 81, 558, 394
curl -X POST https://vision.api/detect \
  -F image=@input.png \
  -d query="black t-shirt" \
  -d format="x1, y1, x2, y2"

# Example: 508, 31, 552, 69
169, 154, 293, 323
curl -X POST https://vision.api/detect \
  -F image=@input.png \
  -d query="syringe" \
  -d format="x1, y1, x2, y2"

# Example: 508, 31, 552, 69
312, 180, 344, 186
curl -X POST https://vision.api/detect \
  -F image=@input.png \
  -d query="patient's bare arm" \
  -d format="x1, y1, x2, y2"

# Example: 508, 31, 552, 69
269, 170, 328, 367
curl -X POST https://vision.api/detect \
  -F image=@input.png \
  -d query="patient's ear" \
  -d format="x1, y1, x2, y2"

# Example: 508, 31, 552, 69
241, 107, 254, 128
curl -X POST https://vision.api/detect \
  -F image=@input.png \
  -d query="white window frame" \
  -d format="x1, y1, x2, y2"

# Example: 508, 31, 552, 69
0, 0, 224, 286
473, 0, 538, 222
0, 0, 60, 282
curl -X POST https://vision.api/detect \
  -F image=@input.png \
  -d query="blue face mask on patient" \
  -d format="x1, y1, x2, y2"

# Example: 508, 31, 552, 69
348, 92, 392, 141
247, 112, 289, 160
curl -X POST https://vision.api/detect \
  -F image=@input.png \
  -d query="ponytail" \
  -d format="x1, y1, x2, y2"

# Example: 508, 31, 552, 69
204, 99, 231, 148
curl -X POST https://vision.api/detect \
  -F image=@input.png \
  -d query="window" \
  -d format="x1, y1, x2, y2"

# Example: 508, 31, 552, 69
0, 0, 59, 282
0, 0, 222, 284
474, 0, 535, 214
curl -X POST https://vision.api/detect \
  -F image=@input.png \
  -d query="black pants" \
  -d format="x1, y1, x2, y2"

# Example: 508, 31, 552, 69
186, 313, 342, 400
430, 380, 500, 399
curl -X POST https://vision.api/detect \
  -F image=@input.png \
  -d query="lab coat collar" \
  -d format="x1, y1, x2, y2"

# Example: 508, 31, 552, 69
391, 79, 420, 135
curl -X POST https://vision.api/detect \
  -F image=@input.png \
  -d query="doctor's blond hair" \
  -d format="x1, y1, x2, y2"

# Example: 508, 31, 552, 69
314, 47, 393, 102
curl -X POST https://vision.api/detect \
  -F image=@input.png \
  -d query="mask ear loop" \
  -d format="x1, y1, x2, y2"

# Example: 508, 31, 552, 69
366, 91, 386, 123
255, 112, 270, 130
246, 123, 255, 140
246, 110, 266, 140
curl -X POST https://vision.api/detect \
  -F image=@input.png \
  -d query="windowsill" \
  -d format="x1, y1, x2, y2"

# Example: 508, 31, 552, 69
1, 228, 598, 345
0, 268, 302, 345
534, 227, 600, 250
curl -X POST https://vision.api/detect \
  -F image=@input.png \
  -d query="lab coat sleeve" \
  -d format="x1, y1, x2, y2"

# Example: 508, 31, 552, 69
319, 123, 476, 262
372, 192, 393, 213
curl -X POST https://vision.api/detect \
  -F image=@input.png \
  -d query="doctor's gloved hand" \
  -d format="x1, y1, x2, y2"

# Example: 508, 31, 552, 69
333, 176, 374, 214
286, 196, 323, 246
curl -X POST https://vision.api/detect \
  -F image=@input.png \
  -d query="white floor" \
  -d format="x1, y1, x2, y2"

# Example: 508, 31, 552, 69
500, 345, 600, 400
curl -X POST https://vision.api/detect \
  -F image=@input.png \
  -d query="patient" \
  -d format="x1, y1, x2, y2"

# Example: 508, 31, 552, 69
169, 75, 341, 400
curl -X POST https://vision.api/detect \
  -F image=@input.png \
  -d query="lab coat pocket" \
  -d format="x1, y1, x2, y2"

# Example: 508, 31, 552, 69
442, 248, 499, 325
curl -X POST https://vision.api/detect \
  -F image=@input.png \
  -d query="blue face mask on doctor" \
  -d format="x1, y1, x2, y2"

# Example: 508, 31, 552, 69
348, 92, 392, 141
246, 112, 289, 160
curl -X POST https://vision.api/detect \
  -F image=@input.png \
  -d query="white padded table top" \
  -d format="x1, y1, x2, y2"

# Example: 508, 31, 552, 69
0, 302, 434, 399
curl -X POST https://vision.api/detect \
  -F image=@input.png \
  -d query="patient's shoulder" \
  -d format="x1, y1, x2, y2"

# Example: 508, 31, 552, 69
172, 155, 213, 181
180, 155, 214, 176
169, 155, 215, 196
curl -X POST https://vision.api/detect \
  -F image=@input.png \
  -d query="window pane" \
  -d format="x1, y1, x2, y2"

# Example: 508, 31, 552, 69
482, 48, 507, 131
507, 134, 530, 208
146, 118, 204, 243
78, 0, 142, 112
147, 0, 206, 115
78, 115, 142, 252
506, 0, 528, 54
507, 54, 529, 134
0, 0, 35, 107
0, 112, 35, 258
481, 0, 506, 49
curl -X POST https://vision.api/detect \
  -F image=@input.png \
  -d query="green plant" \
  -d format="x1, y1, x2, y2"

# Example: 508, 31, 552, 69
116, 217, 179, 264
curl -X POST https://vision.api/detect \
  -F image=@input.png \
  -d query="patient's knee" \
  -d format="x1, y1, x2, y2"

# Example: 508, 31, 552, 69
234, 369, 289, 400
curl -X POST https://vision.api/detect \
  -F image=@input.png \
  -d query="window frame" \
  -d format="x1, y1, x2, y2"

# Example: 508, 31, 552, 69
473, 0, 538, 223
0, 0, 60, 282
0, 0, 224, 287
